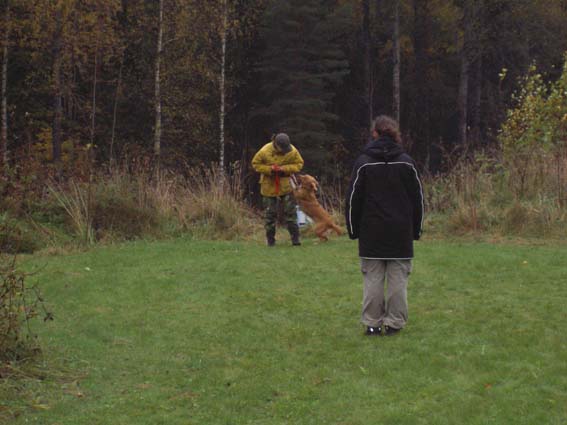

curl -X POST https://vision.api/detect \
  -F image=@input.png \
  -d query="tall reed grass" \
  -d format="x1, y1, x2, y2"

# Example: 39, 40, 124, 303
47, 164, 262, 246
48, 180, 95, 245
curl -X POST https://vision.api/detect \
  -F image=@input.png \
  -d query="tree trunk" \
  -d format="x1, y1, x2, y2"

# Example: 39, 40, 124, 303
219, 0, 227, 172
392, 0, 401, 124
52, 7, 64, 165
90, 36, 98, 147
154, 0, 164, 159
457, 55, 469, 147
110, 53, 124, 165
457, 1, 474, 147
69, 8, 78, 121
412, 0, 430, 154
470, 1, 483, 147
1, 1, 10, 173
362, 0, 371, 131
470, 55, 482, 147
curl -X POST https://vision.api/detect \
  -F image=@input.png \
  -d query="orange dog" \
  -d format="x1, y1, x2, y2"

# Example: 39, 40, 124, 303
291, 174, 343, 242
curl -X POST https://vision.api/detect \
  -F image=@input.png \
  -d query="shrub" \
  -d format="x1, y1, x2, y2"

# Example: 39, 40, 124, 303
48, 175, 164, 244
499, 55, 567, 202
501, 200, 567, 238
0, 257, 51, 362
447, 203, 493, 235
175, 166, 262, 240
92, 174, 160, 240
0, 214, 40, 254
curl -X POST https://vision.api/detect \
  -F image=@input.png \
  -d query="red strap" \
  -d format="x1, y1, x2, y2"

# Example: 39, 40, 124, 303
275, 173, 280, 195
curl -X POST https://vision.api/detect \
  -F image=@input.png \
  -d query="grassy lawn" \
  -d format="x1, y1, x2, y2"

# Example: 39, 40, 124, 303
3, 237, 567, 424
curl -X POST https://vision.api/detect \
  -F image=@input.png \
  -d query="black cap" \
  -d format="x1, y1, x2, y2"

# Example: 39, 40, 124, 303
274, 133, 291, 153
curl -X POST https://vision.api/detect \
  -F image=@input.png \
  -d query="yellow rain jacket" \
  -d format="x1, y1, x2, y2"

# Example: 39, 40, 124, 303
251, 142, 304, 197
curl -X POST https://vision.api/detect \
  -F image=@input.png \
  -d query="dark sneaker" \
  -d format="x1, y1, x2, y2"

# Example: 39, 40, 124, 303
365, 326, 382, 336
292, 238, 301, 246
267, 237, 276, 247
384, 326, 401, 336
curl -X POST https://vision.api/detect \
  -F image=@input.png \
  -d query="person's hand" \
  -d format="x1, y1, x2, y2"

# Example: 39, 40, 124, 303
271, 164, 284, 175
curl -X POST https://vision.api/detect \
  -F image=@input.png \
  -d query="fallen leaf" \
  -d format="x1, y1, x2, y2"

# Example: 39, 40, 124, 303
32, 404, 50, 410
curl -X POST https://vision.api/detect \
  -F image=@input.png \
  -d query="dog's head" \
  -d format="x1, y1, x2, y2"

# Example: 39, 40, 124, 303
298, 174, 318, 193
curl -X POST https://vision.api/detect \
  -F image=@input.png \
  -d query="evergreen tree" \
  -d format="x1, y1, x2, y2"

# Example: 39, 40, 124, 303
254, 0, 351, 172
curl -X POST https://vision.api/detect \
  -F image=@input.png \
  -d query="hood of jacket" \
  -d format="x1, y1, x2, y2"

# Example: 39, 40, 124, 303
362, 136, 404, 162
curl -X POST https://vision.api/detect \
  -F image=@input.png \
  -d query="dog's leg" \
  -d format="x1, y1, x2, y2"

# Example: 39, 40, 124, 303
315, 223, 329, 242
290, 174, 298, 190
331, 223, 343, 236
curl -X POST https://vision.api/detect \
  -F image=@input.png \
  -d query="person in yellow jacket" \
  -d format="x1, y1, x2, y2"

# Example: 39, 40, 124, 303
252, 133, 304, 246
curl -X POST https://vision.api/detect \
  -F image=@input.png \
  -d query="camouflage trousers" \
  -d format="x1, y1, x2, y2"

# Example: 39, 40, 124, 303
262, 194, 298, 236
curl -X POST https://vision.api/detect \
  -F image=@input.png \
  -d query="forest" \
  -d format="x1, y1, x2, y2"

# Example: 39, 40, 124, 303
1, 0, 566, 177
1, 0, 567, 251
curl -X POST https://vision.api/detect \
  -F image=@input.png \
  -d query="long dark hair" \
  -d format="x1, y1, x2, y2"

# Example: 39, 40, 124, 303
372, 115, 402, 144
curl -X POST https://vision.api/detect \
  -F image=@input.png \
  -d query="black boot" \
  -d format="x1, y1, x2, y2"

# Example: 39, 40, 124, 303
266, 229, 276, 247
288, 225, 301, 246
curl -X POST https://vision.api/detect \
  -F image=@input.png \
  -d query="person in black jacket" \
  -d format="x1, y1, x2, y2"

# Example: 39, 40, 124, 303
345, 115, 424, 336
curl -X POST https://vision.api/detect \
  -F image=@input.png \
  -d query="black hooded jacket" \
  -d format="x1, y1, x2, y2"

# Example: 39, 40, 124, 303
345, 136, 424, 259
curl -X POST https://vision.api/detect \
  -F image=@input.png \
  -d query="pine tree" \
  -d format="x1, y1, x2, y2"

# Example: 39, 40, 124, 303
255, 0, 350, 170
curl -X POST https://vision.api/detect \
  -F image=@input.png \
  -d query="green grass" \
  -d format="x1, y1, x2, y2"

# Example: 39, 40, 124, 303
3, 237, 567, 424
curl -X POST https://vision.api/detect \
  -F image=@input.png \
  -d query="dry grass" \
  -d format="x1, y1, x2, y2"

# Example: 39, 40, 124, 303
424, 149, 567, 239
6, 148, 567, 250
173, 166, 262, 240
48, 181, 95, 245
46, 164, 262, 245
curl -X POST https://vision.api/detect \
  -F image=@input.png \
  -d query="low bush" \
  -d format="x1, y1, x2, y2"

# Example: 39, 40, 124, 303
175, 166, 262, 240
0, 214, 40, 254
447, 202, 495, 235
91, 175, 161, 241
93, 196, 159, 241
0, 257, 50, 362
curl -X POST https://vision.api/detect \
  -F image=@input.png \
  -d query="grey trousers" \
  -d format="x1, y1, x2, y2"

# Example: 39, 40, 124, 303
360, 258, 412, 330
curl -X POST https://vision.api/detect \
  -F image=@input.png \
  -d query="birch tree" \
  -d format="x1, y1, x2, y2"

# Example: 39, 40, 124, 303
219, 0, 228, 171
110, 51, 124, 164
51, 2, 65, 165
1, 0, 10, 172
154, 0, 164, 159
